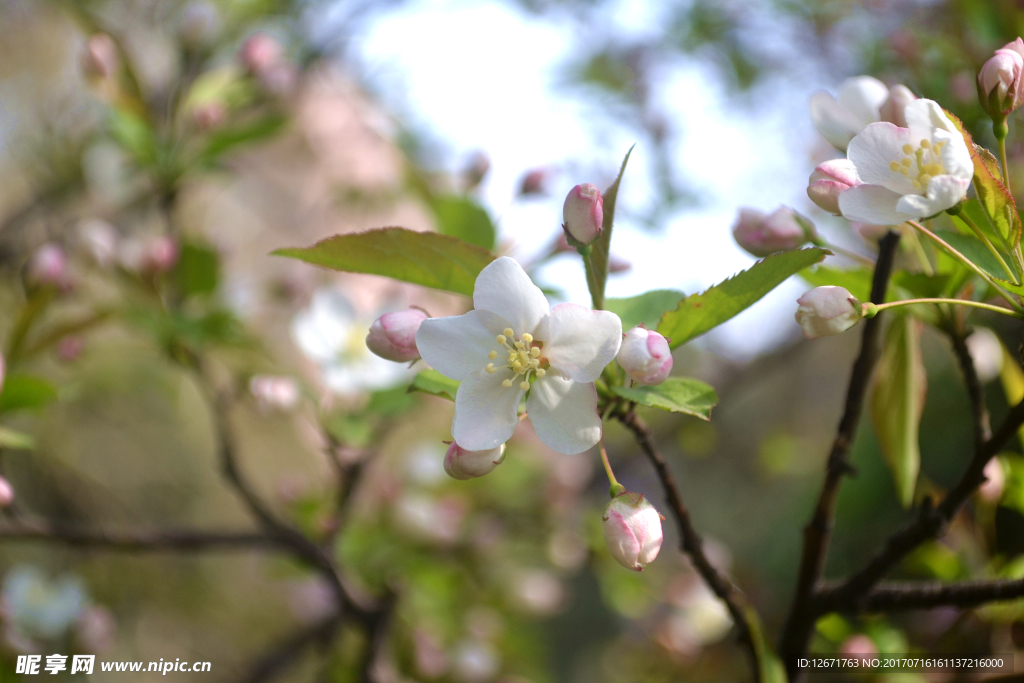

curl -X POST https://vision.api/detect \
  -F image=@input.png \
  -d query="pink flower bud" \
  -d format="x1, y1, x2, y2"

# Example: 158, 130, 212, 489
26, 244, 69, 288
240, 33, 282, 75
249, 375, 300, 411
444, 442, 505, 480
979, 458, 1005, 503
562, 183, 604, 247
807, 159, 861, 215
979, 38, 1024, 118
0, 476, 12, 508
192, 101, 227, 130
617, 326, 673, 386
839, 634, 877, 657
732, 207, 813, 257
57, 336, 85, 363
366, 307, 428, 362
519, 168, 547, 196
795, 286, 863, 339
603, 492, 663, 571
80, 34, 118, 80
78, 219, 119, 267
879, 84, 917, 128
146, 236, 179, 273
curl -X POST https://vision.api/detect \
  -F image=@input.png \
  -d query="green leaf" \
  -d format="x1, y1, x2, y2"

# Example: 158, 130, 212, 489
174, 242, 219, 297
611, 377, 717, 420
890, 272, 952, 300
201, 114, 287, 163
605, 289, 686, 329
586, 146, 634, 310
870, 315, 926, 508
800, 265, 873, 303
431, 196, 496, 250
109, 109, 159, 167
273, 228, 495, 297
950, 112, 1022, 249
0, 375, 58, 414
409, 369, 460, 402
934, 230, 1005, 279
0, 426, 34, 450
658, 247, 830, 349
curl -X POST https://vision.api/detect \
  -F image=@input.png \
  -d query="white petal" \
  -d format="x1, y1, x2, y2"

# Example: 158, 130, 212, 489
543, 304, 622, 383
837, 76, 889, 127
417, 310, 509, 381
904, 98, 957, 139
526, 376, 601, 454
847, 122, 916, 194
896, 175, 971, 218
934, 130, 974, 181
473, 257, 550, 337
838, 184, 908, 225
452, 368, 523, 450
809, 91, 862, 150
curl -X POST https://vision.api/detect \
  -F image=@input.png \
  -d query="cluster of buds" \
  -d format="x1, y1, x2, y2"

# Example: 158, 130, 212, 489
617, 326, 673, 385
732, 207, 816, 258
365, 307, 429, 362
978, 38, 1024, 128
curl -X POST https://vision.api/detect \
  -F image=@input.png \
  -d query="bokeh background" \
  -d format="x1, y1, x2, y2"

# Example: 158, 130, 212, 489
3, 0, 1024, 680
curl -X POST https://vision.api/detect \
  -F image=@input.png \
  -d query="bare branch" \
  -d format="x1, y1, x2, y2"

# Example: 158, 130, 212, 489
779, 230, 901, 674
617, 409, 762, 683
821, 577, 1024, 612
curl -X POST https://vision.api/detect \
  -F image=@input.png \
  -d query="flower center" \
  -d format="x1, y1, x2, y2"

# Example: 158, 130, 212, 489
484, 327, 547, 390
888, 138, 948, 191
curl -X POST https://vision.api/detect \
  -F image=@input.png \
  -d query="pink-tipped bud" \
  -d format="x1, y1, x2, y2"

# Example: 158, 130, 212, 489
192, 101, 227, 130
979, 38, 1024, 119
443, 442, 506, 480
562, 183, 604, 247
366, 307, 428, 362
240, 33, 282, 75
0, 475, 13, 508
26, 244, 70, 288
979, 458, 1006, 503
249, 375, 300, 411
617, 326, 673, 386
807, 159, 861, 215
879, 84, 917, 128
80, 34, 118, 81
145, 236, 179, 273
519, 168, 547, 196
795, 286, 864, 339
732, 207, 813, 257
603, 492, 663, 571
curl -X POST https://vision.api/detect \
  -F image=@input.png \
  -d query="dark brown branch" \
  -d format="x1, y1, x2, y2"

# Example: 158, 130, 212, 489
778, 230, 900, 674
0, 519, 273, 551
617, 410, 762, 683
241, 614, 343, 683
821, 577, 1024, 612
818, 396, 1024, 611
947, 325, 991, 448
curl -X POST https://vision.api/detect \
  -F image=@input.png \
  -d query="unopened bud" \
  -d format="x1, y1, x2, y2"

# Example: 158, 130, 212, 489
979, 38, 1024, 121
366, 307, 428, 362
444, 442, 505, 480
57, 336, 85, 363
732, 207, 813, 257
519, 168, 547, 196
250, 375, 300, 411
192, 101, 227, 130
979, 457, 1005, 503
78, 219, 119, 267
562, 183, 604, 247
240, 33, 282, 75
807, 160, 861, 215
26, 244, 70, 289
879, 84, 917, 128
81, 34, 118, 81
617, 326, 673, 386
603, 492, 663, 571
840, 634, 878, 657
795, 286, 863, 339
0, 475, 13, 508
120, 235, 178, 274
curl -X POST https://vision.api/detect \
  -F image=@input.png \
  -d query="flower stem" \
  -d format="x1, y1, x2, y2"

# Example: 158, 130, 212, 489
599, 436, 625, 498
865, 298, 1021, 319
955, 210, 1018, 281
907, 220, 1024, 312
1000, 134, 1012, 197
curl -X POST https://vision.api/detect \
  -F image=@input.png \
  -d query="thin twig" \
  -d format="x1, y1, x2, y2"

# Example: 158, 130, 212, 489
617, 409, 762, 683
778, 230, 900, 673
820, 577, 1024, 612
240, 614, 343, 683
0, 520, 273, 552
946, 325, 991, 449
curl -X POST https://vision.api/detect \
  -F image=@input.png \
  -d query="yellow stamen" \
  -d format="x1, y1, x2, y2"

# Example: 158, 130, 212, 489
536, 368, 546, 377
486, 363, 496, 373
488, 350, 497, 360
496, 334, 506, 345
889, 161, 900, 172
519, 381, 529, 390
502, 379, 513, 388
521, 333, 533, 343
902, 143, 913, 154
503, 328, 514, 337
920, 138, 931, 149
901, 158, 912, 166
530, 347, 540, 357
